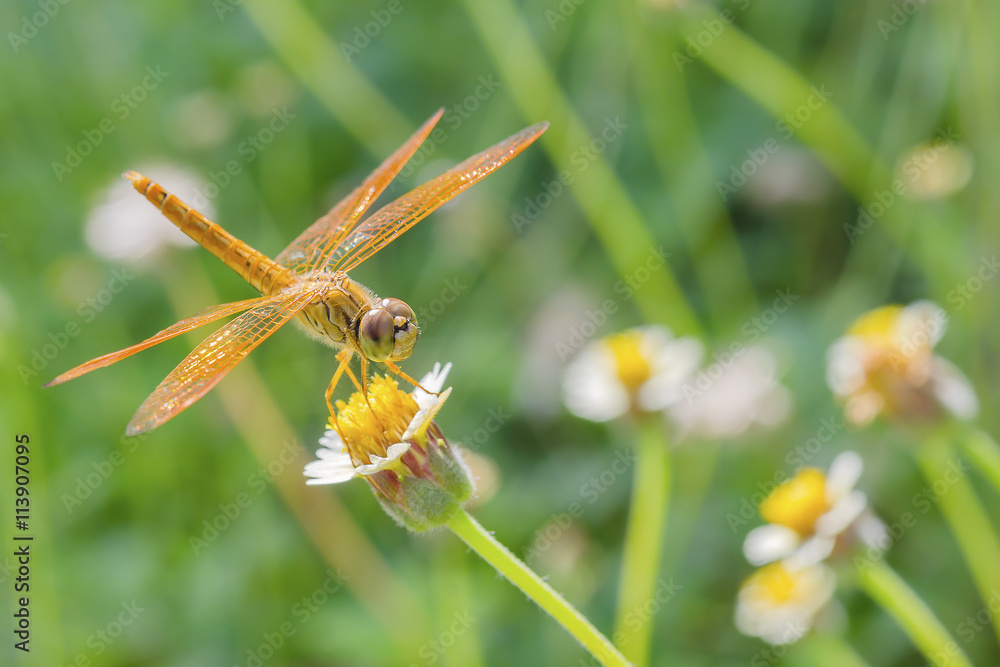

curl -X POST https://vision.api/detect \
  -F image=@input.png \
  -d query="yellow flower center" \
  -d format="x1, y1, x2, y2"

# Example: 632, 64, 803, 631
606, 331, 652, 391
760, 469, 829, 535
744, 562, 802, 604
843, 306, 940, 412
332, 375, 417, 466
846, 305, 903, 342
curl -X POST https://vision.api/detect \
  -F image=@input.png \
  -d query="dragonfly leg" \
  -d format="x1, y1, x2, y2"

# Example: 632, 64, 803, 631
325, 349, 357, 417
383, 360, 441, 396
358, 355, 369, 399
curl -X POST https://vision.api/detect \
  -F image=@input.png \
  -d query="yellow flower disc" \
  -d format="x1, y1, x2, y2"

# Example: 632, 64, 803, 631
743, 562, 801, 604
606, 331, 652, 391
760, 469, 829, 535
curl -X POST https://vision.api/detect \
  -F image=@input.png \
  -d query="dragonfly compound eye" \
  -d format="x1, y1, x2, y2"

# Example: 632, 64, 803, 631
359, 309, 394, 361
382, 297, 416, 323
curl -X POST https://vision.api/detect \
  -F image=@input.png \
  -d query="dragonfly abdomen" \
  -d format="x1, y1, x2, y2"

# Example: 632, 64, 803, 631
124, 171, 295, 296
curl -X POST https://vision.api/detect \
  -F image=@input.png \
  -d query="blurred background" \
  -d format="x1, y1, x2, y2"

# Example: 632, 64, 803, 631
2, 0, 999, 665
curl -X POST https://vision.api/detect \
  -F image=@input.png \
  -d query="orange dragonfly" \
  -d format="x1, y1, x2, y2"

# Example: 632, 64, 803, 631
46, 109, 548, 436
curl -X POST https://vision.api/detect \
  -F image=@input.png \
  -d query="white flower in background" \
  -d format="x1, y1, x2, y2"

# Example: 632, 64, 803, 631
896, 139, 973, 201
234, 59, 299, 118
668, 345, 791, 439
743, 452, 870, 569
85, 163, 203, 263
304, 363, 452, 486
826, 302, 978, 426
562, 326, 703, 422
168, 91, 234, 151
734, 561, 836, 645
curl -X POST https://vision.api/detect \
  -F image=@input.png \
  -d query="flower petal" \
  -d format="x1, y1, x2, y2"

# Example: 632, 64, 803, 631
317, 428, 348, 454
356, 442, 411, 476
743, 524, 800, 566
402, 387, 452, 442
414, 361, 453, 406
638, 337, 703, 411
825, 451, 863, 503
854, 511, 890, 550
930, 356, 979, 419
563, 345, 630, 422
304, 444, 358, 485
825, 337, 868, 396
785, 536, 835, 569
817, 490, 866, 538
896, 301, 947, 350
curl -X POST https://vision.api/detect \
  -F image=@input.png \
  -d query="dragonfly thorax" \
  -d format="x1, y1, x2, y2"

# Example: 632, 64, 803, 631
293, 275, 419, 362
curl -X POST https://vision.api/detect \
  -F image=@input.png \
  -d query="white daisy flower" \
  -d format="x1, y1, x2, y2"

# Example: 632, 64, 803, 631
668, 344, 791, 440
895, 140, 973, 201
734, 561, 836, 645
563, 325, 703, 422
743, 452, 868, 569
304, 363, 453, 486
826, 302, 978, 426
303, 363, 472, 531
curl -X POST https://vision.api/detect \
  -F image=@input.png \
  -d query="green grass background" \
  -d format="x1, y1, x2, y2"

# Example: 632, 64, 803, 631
1, 0, 999, 665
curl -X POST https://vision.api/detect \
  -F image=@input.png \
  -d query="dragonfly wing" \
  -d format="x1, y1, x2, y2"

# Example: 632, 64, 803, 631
275, 108, 445, 274
125, 289, 318, 435
44, 295, 280, 387
326, 122, 548, 274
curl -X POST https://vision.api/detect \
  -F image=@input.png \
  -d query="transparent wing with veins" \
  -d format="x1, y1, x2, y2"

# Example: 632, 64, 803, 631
125, 289, 319, 435
324, 122, 549, 274
275, 108, 446, 275
44, 295, 280, 387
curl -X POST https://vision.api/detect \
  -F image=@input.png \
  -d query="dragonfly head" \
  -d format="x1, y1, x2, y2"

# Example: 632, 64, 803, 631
359, 298, 419, 362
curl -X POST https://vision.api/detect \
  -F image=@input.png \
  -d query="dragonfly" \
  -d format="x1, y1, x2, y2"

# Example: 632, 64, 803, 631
46, 109, 548, 436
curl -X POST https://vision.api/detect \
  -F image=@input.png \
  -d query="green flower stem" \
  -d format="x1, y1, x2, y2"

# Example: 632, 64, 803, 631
613, 418, 671, 666
858, 560, 973, 667
618, 2, 758, 334
676, 6, 881, 204
446, 509, 630, 667
241, 0, 411, 156
917, 427, 1000, 646
675, 5, 963, 293
457, 0, 703, 337
960, 428, 1000, 497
